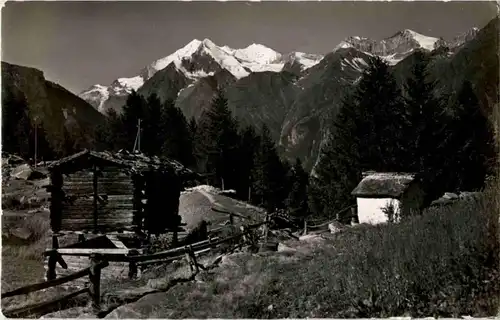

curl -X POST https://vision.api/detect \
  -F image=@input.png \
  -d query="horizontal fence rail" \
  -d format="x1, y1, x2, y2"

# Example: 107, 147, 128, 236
306, 205, 356, 228
1, 256, 108, 318
2, 287, 90, 318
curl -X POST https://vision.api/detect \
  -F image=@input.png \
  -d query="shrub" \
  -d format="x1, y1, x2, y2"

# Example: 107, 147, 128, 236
381, 200, 399, 223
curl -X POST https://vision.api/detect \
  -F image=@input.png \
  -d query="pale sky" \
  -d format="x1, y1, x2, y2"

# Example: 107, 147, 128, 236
2, 1, 497, 94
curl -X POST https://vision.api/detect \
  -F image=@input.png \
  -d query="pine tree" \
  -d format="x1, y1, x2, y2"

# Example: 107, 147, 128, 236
95, 108, 125, 151
403, 51, 446, 172
312, 98, 361, 221
1, 91, 56, 160
286, 158, 310, 222
252, 124, 289, 212
160, 99, 195, 167
403, 51, 448, 203
121, 90, 148, 151
313, 56, 405, 221
197, 89, 240, 189
142, 93, 164, 156
188, 117, 197, 144
236, 125, 261, 201
2, 92, 32, 158
355, 56, 407, 171
443, 80, 496, 191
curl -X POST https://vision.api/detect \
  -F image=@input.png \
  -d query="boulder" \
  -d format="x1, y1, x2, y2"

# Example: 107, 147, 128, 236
41, 307, 93, 318
443, 192, 459, 200
11, 227, 33, 240
4, 154, 25, 166
299, 234, 322, 242
328, 221, 344, 234
182, 220, 209, 245
259, 241, 278, 252
10, 164, 46, 181
459, 191, 481, 200
104, 292, 173, 319
277, 243, 296, 253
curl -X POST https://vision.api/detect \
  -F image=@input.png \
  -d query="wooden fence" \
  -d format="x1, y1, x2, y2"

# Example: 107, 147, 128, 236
1, 254, 108, 318
1, 221, 266, 318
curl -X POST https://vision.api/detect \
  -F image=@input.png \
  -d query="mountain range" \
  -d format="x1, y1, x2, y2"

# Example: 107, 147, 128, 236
79, 18, 498, 170
3, 17, 498, 170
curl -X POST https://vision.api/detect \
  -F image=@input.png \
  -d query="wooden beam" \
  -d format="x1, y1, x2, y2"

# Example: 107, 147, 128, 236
51, 230, 137, 237
89, 254, 104, 312
2, 265, 96, 298
92, 164, 98, 233
46, 248, 130, 255
2, 287, 89, 318
126, 236, 234, 263
106, 235, 128, 249
49, 170, 64, 233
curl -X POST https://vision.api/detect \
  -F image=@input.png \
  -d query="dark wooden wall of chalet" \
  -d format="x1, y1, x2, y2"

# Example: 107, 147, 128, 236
60, 167, 136, 232
143, 171, 182, 234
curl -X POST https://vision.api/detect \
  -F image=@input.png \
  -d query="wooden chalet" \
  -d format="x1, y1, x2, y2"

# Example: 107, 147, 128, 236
44, 149, 200, 282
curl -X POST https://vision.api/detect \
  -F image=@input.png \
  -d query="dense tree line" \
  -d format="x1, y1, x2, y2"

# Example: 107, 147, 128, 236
94, 89, 311, 224
311, 52, 496, 222
2, 90, 55, 161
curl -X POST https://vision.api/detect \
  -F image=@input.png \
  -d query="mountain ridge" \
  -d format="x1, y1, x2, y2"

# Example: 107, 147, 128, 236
75, 18, 499, 171
80, 26, 480, 114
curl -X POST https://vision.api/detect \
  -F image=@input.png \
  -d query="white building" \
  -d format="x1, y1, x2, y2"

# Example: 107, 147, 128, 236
351, 172, 425, 224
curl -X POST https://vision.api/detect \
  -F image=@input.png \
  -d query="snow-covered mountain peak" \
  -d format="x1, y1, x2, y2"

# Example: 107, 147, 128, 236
337, 29, 445, 65
233, 43, 283, 64
285, 51, 324, 70
333, 41, 354, 51
88, 84, 108, 91
201, 38, 218, 50
395, 29, 440, 50
113, 76, 144, 91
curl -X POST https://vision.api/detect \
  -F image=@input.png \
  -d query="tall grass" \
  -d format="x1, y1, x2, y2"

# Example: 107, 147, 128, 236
3, 213, 51, 261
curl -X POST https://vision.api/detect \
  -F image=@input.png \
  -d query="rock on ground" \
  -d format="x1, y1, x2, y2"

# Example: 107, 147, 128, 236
41, 306, 94, 318
299, 234, 323, 242
10, 164, 46, 181
277, 243, 297, 253
10, 227, 33, 240
104, 292, 172, 318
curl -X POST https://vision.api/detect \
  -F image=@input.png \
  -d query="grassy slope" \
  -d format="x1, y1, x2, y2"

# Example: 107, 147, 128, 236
141, 181, 499, 318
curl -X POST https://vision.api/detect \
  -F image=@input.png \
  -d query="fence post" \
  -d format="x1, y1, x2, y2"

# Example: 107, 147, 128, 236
89, 253, 103, 313
264, 213, 269, 243
172, 228, 178, 247
188, 245, 199, 274
78, 234, 86, 243
184, 246, 193, 273
46, 252, 57, 281
128, 250, 139, 279
240, 225, 247, 244
46, 235, 59, 281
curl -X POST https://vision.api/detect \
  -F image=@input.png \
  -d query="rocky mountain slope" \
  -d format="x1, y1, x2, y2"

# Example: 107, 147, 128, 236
2, 62, 105, 156
80, 18, 498, 170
